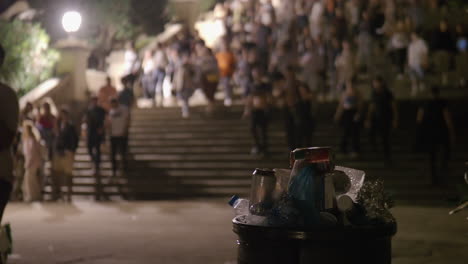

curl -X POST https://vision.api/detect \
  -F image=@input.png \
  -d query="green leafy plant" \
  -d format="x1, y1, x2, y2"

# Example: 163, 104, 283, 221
0, 19, 60, 97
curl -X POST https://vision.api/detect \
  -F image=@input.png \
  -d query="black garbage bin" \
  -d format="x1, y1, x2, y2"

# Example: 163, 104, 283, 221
233, 216, 397, 264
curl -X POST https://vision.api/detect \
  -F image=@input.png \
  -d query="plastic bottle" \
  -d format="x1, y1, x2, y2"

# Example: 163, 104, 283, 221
228, 195, 249, 216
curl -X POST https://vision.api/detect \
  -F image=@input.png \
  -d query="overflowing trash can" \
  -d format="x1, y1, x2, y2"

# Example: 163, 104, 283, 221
229, 147, 397, 264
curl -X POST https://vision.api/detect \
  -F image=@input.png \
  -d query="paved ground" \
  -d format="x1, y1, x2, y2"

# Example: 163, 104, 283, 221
2, 200, 467, 264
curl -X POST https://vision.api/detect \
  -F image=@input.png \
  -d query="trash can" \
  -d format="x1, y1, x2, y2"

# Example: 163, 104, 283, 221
233, 216, 397, 264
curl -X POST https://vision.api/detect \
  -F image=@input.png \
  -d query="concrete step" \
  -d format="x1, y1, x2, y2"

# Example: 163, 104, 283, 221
44, 99, 468, 200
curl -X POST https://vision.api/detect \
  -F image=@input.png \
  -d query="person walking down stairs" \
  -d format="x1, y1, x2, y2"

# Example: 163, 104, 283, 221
108, 99, 130, 178
51, 108, 79, 202
174, 53, 195, 118
84, 96, 106, 175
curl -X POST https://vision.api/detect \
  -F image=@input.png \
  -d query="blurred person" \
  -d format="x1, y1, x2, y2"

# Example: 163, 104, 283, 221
20, 102, 35, 124
108, 99, 130, 178
11, 131, 24, 201
455, 24, 467, 54
367, 0, 385, 41
174, 53, 195, 118
417, 86, 455, 186
237, 43, 255, 97
357, 11, 374, 73
326, 37, 341, 98
51, 108, 78, 202
84, 96, 106, 174
407, 0, 425, 31
21, 123, 44, 202
269, 42, 295, 76
381, 0, 396, 34
295, 0, 309, 32
388, 21, 409, 77
258, 0, 276, 27
300, 38, 326, 93
195, 43, 219, 113
334, 79, 363, 158
123, 42, 140, 89
37, 102, 56, 160
345, 0, 360, 35
98, 77, 117, 112
254, 20, 273, 71
0, 44, 19, 222
333, 8, 348, 42
281, 66, 312, 151
366, 76, 398, 163
118, 76, 135, 108
243, 65, 272, 156
430, 19, 455, 53
141, 49, 156, 99
408, 31, 428, 96
309, 0, 325, 40
153, 43, 169, 107
216, 40, 237, 107
335, 40, 355, 96
455, 24, 467, 88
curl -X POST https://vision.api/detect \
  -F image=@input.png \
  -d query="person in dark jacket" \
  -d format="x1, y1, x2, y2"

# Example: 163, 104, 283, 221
366, 76, 398, 163
0, 44, 20, 222
417, 86, 455, 186
118, 76, 135, 108
85, 96, 106, 174
51, 108, 79, 202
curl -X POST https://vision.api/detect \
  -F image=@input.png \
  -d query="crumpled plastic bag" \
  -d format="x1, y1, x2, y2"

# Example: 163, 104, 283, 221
288, 165, 324, 226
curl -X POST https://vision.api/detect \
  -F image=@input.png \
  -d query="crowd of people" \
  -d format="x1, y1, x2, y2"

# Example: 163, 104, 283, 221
5, 75, 134, 204
132, 0, 461, 159
0, 0, 464, 219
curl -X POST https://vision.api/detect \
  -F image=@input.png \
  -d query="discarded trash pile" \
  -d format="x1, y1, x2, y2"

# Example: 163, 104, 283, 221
229, 147, 395, 228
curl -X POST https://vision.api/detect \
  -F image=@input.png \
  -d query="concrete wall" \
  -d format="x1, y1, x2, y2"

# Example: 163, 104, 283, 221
170, 0, 203, 28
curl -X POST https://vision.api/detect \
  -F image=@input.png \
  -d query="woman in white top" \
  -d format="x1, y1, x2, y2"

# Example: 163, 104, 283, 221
22, 122, 44, 202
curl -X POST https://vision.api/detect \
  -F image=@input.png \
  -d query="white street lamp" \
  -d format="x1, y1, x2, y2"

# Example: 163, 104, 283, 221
62, 11, 82, 33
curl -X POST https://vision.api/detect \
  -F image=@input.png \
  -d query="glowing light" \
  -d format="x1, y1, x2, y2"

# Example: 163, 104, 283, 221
62, 11, 82, 33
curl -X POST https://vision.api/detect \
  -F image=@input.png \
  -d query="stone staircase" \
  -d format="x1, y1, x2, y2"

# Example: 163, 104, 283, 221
45, 100, 468, 201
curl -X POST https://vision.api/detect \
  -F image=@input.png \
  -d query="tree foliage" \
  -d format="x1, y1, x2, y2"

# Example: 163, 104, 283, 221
0, 19, 60, 96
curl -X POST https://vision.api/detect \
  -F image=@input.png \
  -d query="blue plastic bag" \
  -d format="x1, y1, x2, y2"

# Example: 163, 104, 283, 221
288, 165, 324, 226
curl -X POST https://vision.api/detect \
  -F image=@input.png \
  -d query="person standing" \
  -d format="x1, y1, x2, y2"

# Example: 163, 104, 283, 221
417, 86, 455, 186
20, 102, 35, 124
85, 96, 106, 174
98, 77, 117, 112
153, 43, 169, 107
366, 76, 398, 163
281, 66, 311, 151
408, 31, 428, 96
335, 40, 355, 96
37, 102, 56, 160
51, 108, 79, 202
21, 123, 44, 202
118, 76, 135, 108
108, 99, 130, 178
243, 65, 272, 156
216, 40, 237, 107
141, 49, 156, 99
0, 44, 19, 222
174, 53, 195, 118
388, 21, 409, 78
334, 79, 363, 158
195, 43, 219, 114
